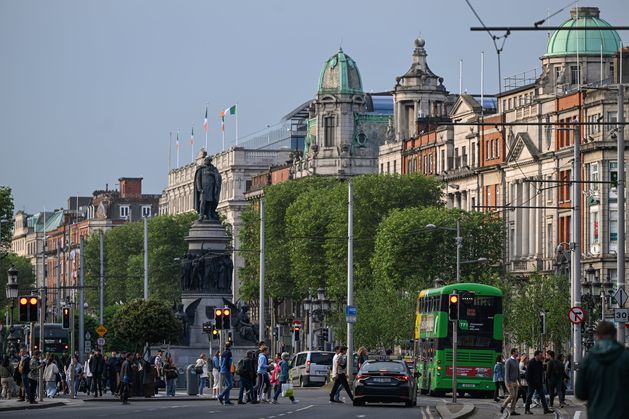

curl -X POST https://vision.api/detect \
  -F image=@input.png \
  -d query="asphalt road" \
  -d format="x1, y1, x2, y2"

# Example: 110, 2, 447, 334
3, 388, 440, 419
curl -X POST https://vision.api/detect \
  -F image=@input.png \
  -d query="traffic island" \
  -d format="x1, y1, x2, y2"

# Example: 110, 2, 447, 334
436, 402, 475, 419
0, 401, 66, 412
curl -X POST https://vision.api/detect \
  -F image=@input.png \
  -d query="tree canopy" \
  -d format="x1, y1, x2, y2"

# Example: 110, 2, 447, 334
0, 187, 15, 253
112, 299, 182, 351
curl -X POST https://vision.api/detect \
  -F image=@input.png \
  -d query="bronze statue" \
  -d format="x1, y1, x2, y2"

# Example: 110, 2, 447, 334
194, 156, 222, 221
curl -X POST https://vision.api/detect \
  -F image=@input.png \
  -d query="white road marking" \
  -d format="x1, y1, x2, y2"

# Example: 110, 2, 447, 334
294, 405, 314, 412
574, 412, 582, 419
357, 415, 366, 418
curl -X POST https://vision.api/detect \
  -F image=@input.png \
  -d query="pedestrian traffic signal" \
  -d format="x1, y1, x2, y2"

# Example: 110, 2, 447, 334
448, 292, 459, 321
215, 308, 224, 329
293, 323, 301, 341
202, 322, 212, 334
212, 326, 219, 340
19, 296, 39, 322
321, 328, 329, 341
227, 332, 233, 343
223, 308, 231, 329
62, 306, 70, 329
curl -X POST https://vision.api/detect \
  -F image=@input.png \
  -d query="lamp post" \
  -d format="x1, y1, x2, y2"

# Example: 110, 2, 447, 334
6, 265, 19, 358
302, 288, 331, 350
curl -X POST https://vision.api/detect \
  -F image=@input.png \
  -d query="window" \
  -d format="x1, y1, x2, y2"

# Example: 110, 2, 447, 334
386, 161, 390, 174
502, 100, 506, 112
609, 204, 618, 253
589, 162, 599, 191
546, 223, 554, 258
554, 66, 561, 83
589, 207, 599, 249
508, 98, 512, 109
119, 205, 130, 218
570, 65, 579, 84
324, 116, 335, 147
559, 170, 571, 202
393, 160, 397, 173
141, 205, 152, 218
380, 163, 384, 174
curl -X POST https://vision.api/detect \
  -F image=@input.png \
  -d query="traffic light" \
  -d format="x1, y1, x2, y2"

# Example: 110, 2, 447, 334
448, 292, 459, 321
321, 328, 329, 342
293, 323, 301, 341
223, 308, 231, 329
62, 307, 70, 329
227, 332, 233, 343
214, 308, 224, 329
611, 171, 618, 188
212, 326, 219, 340
202, 322, 212, 334
19, 296, 39, 322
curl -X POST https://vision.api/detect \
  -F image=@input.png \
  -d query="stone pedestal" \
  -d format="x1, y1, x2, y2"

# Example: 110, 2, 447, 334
186, 220, 229, 253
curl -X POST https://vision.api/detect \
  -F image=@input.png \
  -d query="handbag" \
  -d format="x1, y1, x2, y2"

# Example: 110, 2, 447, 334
281, 383, 294, 398
195, 366, 203, 375
157, 378, 166, 388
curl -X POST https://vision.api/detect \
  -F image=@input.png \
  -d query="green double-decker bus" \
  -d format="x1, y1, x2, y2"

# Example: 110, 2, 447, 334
414, 283, 503, 398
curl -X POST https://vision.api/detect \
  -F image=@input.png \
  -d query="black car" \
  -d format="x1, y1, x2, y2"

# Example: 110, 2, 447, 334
352, 360, 418, 407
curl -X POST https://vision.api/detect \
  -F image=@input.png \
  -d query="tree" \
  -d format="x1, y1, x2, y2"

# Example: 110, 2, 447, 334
0, 253, 36, 308
83, 213, 195, 307
0, 186, 15, 254
112, 299, 182, 352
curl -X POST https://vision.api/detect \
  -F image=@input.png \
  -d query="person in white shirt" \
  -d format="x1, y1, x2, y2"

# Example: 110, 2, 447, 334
330, 346, 342, 402
195, 353, 209, 395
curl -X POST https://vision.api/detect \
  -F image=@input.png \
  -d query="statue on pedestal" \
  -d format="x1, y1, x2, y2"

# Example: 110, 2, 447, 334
194, 157, 222, 221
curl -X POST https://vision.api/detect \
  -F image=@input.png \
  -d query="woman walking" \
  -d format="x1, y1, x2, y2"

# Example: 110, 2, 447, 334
493, 355, 507, 402
195, 353, 208, 396
518, 354, 529, 407
43, 354, 59, 398
272, 352, 297, 404
211, 351, 221, 398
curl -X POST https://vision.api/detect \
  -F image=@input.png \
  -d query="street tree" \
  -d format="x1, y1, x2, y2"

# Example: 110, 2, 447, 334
112, 299, 182, 352
0, 253, 36, 308
0, 186, 15, 254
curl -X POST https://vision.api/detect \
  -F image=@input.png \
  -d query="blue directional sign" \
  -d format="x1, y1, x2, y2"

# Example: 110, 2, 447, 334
346, 305, 357, 323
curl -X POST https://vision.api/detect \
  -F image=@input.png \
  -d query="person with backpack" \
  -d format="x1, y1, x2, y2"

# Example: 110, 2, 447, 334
329, 346, 354, 403
195, 353, 208, 396
211, 350, 221, 398
272, 352, 297, 405
237, 351, 258, 404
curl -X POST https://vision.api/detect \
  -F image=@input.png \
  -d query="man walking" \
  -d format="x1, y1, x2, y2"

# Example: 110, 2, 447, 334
525, 350, 552, 415
546, 350, 566, 408
576, 321, 629, 419
331, 346, 342, 402
109, 352, 120, 395
237, 351, 258, 404
500, 348, 521, 415
217, 342, 233, 405
329, 346, 353, 403
27, 350, 42, 404
120, 353, 133, 405
18, 348, 31, 402
90, 349, 105, 397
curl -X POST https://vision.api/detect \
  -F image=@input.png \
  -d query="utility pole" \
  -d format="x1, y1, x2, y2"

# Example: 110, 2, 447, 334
79, 236, 85, 362
99, 230, 104, 324
259, 198, 265, 342
38, 287, 46, 401
617, 84, 626, 345
70, 299, 75, 398
143, 217, 148, 300
347, 178, 354, 379
456, 220, 462, 282
56, 245, 61, 322
572, 119, 582, 365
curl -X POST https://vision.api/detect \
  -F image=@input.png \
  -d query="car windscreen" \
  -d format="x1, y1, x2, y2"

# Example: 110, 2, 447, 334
310, 352, 334, 365
360, 362, 407, 374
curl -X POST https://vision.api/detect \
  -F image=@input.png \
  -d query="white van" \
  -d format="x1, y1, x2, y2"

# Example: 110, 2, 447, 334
290, 351, 335, 387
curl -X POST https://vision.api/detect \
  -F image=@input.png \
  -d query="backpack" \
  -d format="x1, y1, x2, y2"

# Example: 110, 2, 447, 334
236, 359, 245, 376
339, 355, 347, 369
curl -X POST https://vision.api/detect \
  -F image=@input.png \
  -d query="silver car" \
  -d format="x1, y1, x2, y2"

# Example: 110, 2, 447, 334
290, 351, 335, 387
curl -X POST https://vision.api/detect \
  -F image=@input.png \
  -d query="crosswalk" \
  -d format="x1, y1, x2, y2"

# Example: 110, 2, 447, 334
418, 405, 438, 419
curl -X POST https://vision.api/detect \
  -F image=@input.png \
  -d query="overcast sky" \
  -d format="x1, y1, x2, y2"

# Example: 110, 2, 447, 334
0, 0, 624, 213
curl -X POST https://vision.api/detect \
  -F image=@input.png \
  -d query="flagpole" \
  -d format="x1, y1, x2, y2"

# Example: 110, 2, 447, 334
236, 102, 239, 146
222, 119, 225, 152
191, 126, 194, 164
176, 131, 180, 168
204, 105, 209, 151
168, 132, 172, 172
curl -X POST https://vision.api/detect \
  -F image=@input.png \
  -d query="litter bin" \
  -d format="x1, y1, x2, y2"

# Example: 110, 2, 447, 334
186, 364, 198, 395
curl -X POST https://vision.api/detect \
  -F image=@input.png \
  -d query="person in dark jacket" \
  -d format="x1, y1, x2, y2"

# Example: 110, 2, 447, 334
237, 351, 259, 404
109, 352, 120, 395
89, 349, 106, 397
120, 352, 133, 404
576, 321, 629, 419
546, 350, 566, 408
525, 350, 552, 414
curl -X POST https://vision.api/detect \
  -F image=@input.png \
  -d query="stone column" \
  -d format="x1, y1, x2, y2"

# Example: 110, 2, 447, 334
522, 181, 530, 257
529, 182, 536, 257
512, 182, 520, 258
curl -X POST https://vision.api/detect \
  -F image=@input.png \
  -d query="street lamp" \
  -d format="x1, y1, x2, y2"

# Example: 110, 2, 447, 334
302, 288, 331, 350
6, 265, 19, 358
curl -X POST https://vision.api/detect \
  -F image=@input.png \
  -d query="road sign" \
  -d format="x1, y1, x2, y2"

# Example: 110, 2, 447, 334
568, 306, 586, 324
614, 308, 628, 323
84, 341, 91, 353
84, 331, 91, 340
96, 337, 106, 346
96, 324, 108, 336
345, 305, 357, 324
613, 288, 628, 307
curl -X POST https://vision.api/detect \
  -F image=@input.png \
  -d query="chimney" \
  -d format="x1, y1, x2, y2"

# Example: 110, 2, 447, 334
570, 7, 600, 19
118, 177, 143, 198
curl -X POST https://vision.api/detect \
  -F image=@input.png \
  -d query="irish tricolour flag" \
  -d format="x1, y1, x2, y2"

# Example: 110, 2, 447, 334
220, 105, 236, 132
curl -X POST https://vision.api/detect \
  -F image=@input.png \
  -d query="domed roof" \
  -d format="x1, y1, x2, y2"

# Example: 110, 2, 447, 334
546, 7, 622, 57
318, 48, 363, 95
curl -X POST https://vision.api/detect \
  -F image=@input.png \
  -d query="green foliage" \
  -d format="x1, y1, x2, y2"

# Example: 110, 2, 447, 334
0, 187, 15, 252
84, 213, 195, 307
112, 299, 182, 351
0, 253, 36, 308
504, 273, 571, 350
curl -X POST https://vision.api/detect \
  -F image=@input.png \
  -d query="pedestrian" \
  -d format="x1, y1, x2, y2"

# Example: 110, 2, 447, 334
517, 354, 529, 407
493, 354, 507, 402
120, 352, 133, 405
500, 348, 521, 415
217, 342, 234, 405
90, 349, 105, 397
272, 352, 298, 404
163, 355, 178, 397
84, 351, 93, 395
59, 354, 68, 395
525, 350, 553, 415
237, 350, 258, 404
18, 348, 31, 402
331, 346, 342, 402
357, 347, 368, 370
0, 357, 14, 399
575, 321, 629, 419
329, 346, 354, 403
546, 350, 566, 408
72, 354, 83, 397
140, 356, 155, 398
153, 350, 164, 395
28, 350, 42, 404
563, 354, 572, 392
255, 345, 270, 402
211, 350, 221, 398
44, 353, 59, 398
195, 353, 208, 396
102, 354, 110, 394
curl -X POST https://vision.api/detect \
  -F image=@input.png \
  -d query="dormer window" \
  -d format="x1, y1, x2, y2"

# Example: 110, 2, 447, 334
119, 205, 129, 219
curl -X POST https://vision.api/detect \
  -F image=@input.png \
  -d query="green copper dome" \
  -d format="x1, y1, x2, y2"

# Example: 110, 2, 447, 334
318, 48, 363, 95
546, 7, 622, 57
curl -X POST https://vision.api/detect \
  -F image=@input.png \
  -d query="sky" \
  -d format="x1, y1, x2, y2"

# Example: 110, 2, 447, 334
0, 0, 625, 213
